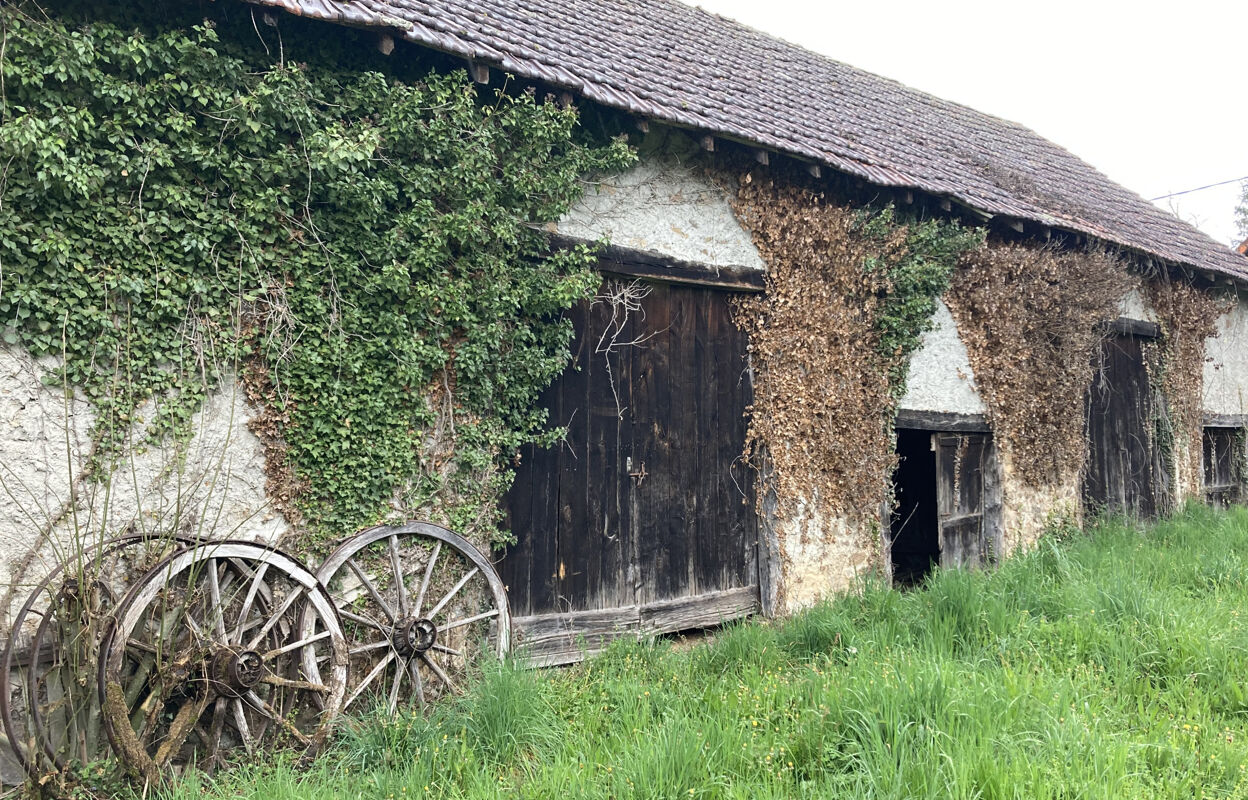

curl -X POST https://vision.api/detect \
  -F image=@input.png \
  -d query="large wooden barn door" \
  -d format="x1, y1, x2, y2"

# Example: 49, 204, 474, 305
501, 279, 758, 665
1082, 330, 1167, 518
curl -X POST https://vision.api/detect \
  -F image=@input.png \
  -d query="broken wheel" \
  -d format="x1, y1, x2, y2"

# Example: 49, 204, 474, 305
0, 534, 192, 786
97, 541, 347, 785
311, 522, 510, 713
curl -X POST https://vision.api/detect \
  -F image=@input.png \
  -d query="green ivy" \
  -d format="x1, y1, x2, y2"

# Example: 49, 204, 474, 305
0, 4, 634, 543
858, 206, 985, 399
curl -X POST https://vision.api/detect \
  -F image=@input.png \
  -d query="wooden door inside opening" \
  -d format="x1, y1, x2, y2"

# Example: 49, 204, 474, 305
501, 278, 758, 665
1204, 426, 1245, 507
889, 429, 1001, 587
1082, 331, 1168, 519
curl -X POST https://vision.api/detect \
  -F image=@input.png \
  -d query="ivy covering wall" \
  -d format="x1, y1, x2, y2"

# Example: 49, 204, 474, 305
0, 2, 632, 544
731, 173, 983, 531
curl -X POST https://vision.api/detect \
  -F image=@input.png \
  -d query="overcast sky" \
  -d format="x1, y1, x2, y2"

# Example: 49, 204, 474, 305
677, 0, 1248, 247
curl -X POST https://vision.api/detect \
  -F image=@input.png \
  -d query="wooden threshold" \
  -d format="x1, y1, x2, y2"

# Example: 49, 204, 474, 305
511, 586, 760, 667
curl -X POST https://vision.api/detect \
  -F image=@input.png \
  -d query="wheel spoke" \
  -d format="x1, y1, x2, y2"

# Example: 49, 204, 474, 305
245, 587, 305, 651
204, 697, 228, 774
346, 559, 396, 624
259, 674, 330, 694
206, 559, 227, 639
388, 535, 411, 618
133, 688, 167, 748
431, 643, 463, 658
387, 658, 403, 715
439, 608, 499, 632
409, 658, 425, 707
233, 561, 271, 645
243, 691, 311, 747
231, 698, 254, 754
260, 629, 333, 661
426, 567, 479, 619
153, 690, 210, 768
339, 609, 389, 632
419, 652, 458, 694
349, 639, 393, 657
413, 541, 441, 617
343, 651, 395, 711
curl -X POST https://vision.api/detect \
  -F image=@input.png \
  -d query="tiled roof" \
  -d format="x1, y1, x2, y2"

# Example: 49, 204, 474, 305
253, 0, 1248, 282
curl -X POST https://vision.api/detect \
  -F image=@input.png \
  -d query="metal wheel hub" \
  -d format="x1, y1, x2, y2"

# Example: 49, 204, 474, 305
211, 648, 265, 697
393, 618, 437, 657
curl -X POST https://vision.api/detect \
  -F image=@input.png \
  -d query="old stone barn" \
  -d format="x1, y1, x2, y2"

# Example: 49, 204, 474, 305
1, 0, 1246, 670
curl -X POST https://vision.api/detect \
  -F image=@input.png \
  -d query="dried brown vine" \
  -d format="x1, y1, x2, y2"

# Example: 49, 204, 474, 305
731, 174, 948, 525
944, 242, 1132, 487
1145, 278, 1233, 497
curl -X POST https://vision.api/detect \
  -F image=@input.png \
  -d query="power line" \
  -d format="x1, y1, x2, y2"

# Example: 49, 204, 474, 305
1149, 176, 1248, 202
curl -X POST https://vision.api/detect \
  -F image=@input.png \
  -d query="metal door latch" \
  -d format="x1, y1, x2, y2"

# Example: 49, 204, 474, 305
627, 458, 647, 487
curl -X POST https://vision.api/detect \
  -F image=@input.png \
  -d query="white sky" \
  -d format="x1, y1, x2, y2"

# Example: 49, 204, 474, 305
678, 0, 1248, 247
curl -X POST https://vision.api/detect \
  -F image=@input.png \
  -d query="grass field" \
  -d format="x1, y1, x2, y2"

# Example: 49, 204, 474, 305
154, 504, 1248, 799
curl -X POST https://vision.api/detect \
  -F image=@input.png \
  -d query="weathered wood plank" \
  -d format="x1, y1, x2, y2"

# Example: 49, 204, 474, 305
1107, 317, 1161, 339
1082, 333, 1165, 518
1204, 414, 1248, 428
894, 410, 990, 432
639, 586, 759, 635
510, 607, 640, 667
550, 235, 766, 292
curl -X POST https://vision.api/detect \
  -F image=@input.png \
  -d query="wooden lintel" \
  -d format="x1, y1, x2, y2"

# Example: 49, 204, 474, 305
549, 234, 765, 292
701, 135, 715, 152
895, 410, 990, 433
376, 33, 395, 55
469, 61, 490, 84
754, 149, 770, 166
1107, 317, 1161, 338
807, 163, 822, 179
1204, 413, 1248, 428
939, 198, 952, 212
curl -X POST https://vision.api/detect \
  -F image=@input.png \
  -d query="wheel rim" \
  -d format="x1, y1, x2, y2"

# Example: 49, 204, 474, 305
0, 535, 193, 782
98, 541, 347, 785
311, 522, 511, 713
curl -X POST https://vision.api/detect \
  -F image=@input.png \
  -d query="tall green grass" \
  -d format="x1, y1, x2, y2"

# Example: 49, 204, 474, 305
153, 504, 1248, 799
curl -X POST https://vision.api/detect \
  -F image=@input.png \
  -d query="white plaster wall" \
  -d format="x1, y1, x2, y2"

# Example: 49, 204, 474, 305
1118, 287, 1158, 323
555, 158, 766, 271
0, 346, 287, 627
1203, 291, 1248, 417
898, 298, 985, 414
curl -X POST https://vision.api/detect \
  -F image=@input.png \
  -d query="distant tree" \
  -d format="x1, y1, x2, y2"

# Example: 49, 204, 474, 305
1237, 180, 1248, 245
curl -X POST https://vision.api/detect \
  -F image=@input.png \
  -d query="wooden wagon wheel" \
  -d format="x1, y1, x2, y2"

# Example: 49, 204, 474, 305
0, 534, 192, 786
97, 541, 347, 786
310, 522, 510, 713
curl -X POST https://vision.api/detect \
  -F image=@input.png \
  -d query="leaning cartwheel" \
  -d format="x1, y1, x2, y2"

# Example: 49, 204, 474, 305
1, 522, 511, 792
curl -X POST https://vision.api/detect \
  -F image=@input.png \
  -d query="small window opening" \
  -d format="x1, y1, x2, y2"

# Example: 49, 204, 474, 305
890, 429, 939, 587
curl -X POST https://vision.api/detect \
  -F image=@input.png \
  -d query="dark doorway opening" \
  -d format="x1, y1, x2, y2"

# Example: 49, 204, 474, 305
890, 429, 939, 586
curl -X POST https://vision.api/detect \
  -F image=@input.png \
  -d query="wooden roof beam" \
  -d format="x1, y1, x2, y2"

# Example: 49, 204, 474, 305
468, 61, 490, 84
